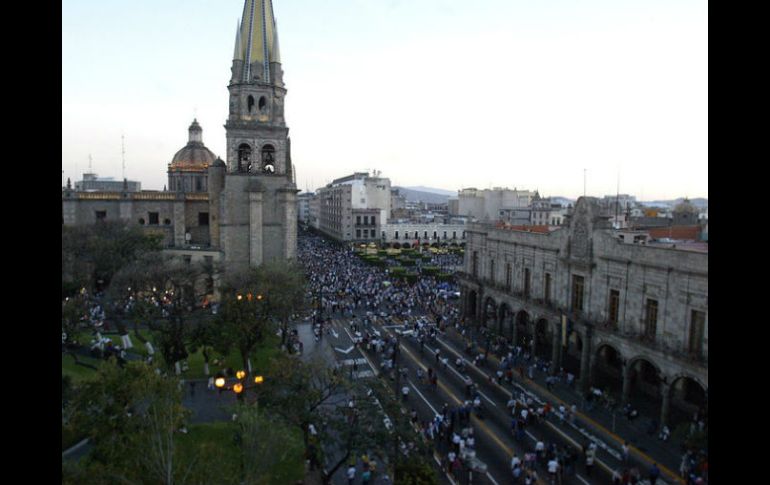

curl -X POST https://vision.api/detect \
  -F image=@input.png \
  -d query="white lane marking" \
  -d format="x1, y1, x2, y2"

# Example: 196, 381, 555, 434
421, 343, 498, 408
342, 327, 379, 376
485, 471, 500, 485
576, 474, 592, 485
434, 453, 457, 485
408, 378, 439, 416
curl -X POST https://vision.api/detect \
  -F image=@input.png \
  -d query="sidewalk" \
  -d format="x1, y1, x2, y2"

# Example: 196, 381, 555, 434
442, 324, 684, 480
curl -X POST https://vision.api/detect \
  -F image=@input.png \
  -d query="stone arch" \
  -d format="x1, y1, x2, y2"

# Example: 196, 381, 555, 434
483, 297, 498, 330
237, 143, 252, 172
515, 310, 531, 348
626, 356, 664, 409
498, 303, 514, 341
466, 290, 478, 320
668, 374, 708, 428
563, 330, 583, 377
534, 318, 551, 359
593, 343, 624, 395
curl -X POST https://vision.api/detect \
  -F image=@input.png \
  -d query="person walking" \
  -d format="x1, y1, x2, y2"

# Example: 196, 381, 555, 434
346, 464, 356, 485
585, 443, 596, 477
649, 462, 661, 485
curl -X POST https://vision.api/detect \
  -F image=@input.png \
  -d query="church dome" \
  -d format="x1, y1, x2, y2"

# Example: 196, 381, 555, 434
673, 198, 697, 214
168, 119, 217, 172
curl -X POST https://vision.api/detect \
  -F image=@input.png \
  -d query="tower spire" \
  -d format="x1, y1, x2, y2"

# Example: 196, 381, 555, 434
235, 1, 281, 83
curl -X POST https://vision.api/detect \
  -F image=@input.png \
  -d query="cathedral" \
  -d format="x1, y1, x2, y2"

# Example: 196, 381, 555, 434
62, 0, 298, 268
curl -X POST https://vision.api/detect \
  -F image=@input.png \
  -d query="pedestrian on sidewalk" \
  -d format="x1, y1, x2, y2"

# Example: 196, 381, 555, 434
585, 443, 596, 477
649, 463, 661, 485
622, 441, 630, 464
346, 464, 356, 485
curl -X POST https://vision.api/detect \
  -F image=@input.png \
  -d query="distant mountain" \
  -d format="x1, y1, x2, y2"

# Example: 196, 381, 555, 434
550, 196, 576, 207
641, 198, 708, 209
403, 186, 457, 197
394, 187, 452, 204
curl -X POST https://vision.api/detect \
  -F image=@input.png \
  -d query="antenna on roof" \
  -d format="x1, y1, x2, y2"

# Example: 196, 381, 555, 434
615, 167, 620, 226
88, 154, 93, 172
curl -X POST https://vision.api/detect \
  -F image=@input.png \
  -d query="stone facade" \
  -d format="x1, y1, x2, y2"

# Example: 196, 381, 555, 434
458, 197, 707, 428
380, 222, 468, 246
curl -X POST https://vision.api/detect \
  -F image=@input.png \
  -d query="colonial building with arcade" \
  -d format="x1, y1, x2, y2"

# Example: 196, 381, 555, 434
457, 197, 708, 429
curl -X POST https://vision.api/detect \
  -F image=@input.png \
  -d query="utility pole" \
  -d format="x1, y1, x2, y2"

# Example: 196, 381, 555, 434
121, 134, 126, 180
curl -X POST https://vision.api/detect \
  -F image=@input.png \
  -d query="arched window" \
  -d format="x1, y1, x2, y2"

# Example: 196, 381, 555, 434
247, 95, 255, 113
261, 144, 275, 173
238, 144, 252, 172
258, 96, 267, 113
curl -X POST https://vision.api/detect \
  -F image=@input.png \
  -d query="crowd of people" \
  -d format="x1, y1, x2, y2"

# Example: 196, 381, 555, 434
297, 230, 708, 484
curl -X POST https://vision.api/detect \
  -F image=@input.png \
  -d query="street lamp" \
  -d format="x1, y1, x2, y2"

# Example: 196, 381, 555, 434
215, 370, 265, 401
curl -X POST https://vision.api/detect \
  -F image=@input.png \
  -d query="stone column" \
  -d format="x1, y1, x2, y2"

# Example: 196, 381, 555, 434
512, 316, 518, 347
248, 191, 263, 267
173, 199, 186, 247
551, 323, 561, 370
621, 363, 632, 404
530, 324, 537, 356
578, 327, 592, 393
660, 382, 671, 428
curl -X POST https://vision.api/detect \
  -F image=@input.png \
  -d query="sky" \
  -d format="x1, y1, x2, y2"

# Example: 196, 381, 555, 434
62, 0, 707, 201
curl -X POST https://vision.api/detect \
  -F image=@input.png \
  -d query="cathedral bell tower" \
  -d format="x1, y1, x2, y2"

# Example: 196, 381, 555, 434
211, 0, 298, 268
226, 0, 291, 179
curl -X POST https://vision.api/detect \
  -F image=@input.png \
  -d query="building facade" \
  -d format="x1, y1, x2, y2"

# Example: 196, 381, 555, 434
63, 0, 297, 269
457, 187, 537, 222
316, 172, 391, 242
380, 222, 468, 247
457, 197, 707, 429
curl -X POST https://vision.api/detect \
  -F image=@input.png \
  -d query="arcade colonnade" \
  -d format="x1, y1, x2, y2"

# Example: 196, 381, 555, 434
459, 285, 707, 429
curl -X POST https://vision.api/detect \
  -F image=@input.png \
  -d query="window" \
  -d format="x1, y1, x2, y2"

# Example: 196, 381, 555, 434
462, 231, 466, 239
689, 310, 706, 357
261, 144, 275, 173
198, 212, 209, 226
524, 268, 531, 298
644, 299, 658, 340
433, 231, 438, 239
248, 95, 255, 113
238, 144, 252, 172
394, 231, 399, 240
452, 231, 457, 239
424, 231, 428, 239
258, 96, 267, 112
505, 263, 512, 291
608, 290, 620, 327
489, 259, 495, 281
149, 212, 159, 225
472, 251, 479, 277
356, 216, 361, 225
195, 177, 202, 191
356, 229, 361, 238
95, 210, 107, 221
571, 275, 585, 312
164, 218, 171, 225
444, 231, 447, 239
544, 273, 552, 304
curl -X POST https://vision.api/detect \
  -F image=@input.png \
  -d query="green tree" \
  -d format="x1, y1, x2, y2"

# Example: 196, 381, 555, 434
108, 253, 208, 373
69, 360, 192, 484
62, 220, 162, 295
258, 261, 307, 349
